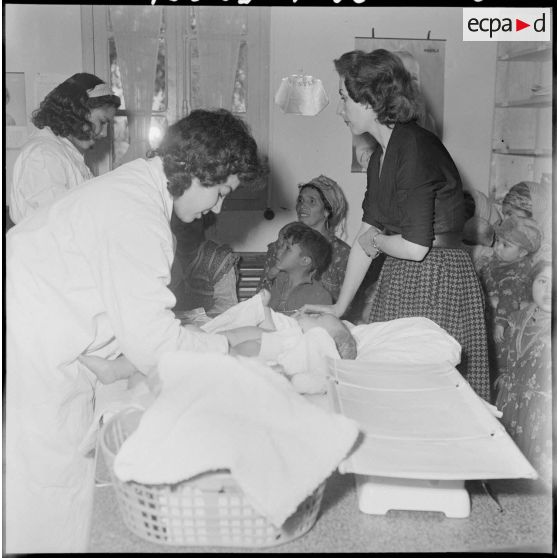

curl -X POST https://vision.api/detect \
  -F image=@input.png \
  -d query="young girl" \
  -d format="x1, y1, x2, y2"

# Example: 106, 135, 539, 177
495, 260, 552, 487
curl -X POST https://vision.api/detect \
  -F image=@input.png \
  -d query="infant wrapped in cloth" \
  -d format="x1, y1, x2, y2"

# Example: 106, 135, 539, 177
203, 289, 358, 394
202, 290, 462, 394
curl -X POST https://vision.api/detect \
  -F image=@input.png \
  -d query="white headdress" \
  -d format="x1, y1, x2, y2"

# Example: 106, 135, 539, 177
87, 83, 114, 98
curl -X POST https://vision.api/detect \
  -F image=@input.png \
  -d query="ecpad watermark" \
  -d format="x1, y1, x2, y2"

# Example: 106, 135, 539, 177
463, 8, 551, 41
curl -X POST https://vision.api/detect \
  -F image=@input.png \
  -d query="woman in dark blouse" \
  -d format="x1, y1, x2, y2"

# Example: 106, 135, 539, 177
304, 49, 491, 402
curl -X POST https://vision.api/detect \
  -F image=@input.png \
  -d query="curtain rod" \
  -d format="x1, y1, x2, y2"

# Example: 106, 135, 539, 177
356, 29, 446, 41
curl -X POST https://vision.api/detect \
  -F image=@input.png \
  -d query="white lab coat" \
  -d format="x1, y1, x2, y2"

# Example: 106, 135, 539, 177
9, 126, 94, 223
5, 156, 229, 553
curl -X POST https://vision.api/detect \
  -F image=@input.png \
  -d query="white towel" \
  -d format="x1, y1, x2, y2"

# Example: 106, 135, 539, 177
113, 351, 360, 527
350, 317, 462, 367
200, 294, 267, 333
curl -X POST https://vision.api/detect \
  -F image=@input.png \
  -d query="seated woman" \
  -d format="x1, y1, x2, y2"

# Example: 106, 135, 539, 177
258, 175, 350, 303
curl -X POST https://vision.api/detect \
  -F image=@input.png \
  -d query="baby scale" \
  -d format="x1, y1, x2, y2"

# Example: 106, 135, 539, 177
327, 359, 537, 518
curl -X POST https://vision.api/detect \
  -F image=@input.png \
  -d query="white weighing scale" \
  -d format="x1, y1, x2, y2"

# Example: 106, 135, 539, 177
327, 359, 537, 518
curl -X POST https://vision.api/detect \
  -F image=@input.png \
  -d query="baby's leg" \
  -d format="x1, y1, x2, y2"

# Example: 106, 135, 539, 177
230, 339, 262, 357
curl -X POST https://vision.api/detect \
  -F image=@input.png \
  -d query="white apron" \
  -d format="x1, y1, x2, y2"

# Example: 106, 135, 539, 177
9, 126, 94, 223
5, 157, 228, 553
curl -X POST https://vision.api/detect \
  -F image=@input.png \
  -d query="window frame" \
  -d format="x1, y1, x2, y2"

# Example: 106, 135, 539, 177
80, 5, 270, 210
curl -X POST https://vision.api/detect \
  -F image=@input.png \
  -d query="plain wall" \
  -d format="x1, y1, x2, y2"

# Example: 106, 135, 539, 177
4, 5, 498, 251
211, 6, 498, 250
4, 4, 84, 201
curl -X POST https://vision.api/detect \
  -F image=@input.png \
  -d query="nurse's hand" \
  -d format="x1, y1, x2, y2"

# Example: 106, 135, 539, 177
299, 303, 343, 318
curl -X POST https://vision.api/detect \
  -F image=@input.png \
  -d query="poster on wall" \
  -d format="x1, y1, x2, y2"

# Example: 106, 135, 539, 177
5, 72, 29, 148
350, 36, 446, 173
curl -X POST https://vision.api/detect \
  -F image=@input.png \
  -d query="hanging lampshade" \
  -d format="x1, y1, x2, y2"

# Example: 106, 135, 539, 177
274, 74, 329, 116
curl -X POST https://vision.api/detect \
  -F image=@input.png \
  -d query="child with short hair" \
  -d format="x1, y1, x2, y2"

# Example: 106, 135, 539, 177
477, 215, 542, 392
267, 222, 333, 312
494, 260, 552, 486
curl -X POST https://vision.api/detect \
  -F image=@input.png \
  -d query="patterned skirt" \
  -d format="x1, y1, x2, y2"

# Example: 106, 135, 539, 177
364, 248, 492, 401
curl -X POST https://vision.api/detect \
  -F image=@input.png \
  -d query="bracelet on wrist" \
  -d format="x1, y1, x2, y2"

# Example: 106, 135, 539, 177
371, 231, 383, 254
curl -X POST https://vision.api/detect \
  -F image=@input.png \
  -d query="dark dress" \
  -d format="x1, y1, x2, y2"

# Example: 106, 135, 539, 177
363, 121, 491, 401
478, 255, 533, 378
268, 274, 332, 312
495, 304, 552, 486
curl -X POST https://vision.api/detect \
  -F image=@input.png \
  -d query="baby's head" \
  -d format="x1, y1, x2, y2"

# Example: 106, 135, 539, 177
493, 215, 542, 263
296, 312, 357, 360
275, 222, 332, 280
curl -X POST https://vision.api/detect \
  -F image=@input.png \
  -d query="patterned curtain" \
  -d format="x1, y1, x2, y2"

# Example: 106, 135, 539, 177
196, 7, 245, 110
110, 5, 162, 163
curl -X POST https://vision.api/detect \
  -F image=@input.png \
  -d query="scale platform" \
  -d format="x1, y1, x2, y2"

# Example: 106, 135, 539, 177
327, 353, 537, 518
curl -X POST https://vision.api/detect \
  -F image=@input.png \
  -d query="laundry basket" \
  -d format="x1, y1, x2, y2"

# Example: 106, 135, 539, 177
99, 408, 325, 548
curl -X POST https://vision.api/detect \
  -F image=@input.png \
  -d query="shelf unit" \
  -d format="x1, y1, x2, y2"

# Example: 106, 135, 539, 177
489, 42, 553, 202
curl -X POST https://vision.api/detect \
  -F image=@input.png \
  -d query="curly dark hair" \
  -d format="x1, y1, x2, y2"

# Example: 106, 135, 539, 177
282, 222, 332, 280
334, 49, 421, 126
32, 73, 120, 140
150, 109, 267, 198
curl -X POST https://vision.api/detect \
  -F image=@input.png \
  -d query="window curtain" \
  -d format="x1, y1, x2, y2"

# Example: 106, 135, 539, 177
195, 7, 245, 110
109, 5, 162, 164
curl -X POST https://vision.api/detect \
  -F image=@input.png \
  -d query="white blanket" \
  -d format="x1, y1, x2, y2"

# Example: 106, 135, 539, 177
202, 295, 463, 393
202, 295, 340, 393
113, 351, 360, 527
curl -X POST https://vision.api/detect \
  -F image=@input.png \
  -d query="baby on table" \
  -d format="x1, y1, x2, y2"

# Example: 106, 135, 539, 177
79, 290, 357, 395
223, 290, 355, 354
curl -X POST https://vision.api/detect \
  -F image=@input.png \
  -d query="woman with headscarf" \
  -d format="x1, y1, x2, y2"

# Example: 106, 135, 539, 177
9, 73, 120, 224
501, 180, 552, 262
258, 175, 350, 303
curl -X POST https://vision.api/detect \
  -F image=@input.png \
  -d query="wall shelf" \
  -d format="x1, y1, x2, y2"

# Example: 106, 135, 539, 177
489, 41, 552, 200
495, 95, 551, 108
498, 45, 552, 62
492, 149, 552, 158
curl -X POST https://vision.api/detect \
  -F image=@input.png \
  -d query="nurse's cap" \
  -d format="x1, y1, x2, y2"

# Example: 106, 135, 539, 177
87, 83, 114, 98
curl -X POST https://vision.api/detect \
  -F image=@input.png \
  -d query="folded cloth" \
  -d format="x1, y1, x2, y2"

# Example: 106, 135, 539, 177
113, 351, 360, 527
200, 293, 267, 333
266, 327, 340, 394
349, 317, 462, 367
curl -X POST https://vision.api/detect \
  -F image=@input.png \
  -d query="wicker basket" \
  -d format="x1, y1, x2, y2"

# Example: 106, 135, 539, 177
99, 408, 325, 548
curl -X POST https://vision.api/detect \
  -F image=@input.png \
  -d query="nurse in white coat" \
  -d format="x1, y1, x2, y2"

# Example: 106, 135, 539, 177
9, 73, 120, 224
5, 108, 265, 553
